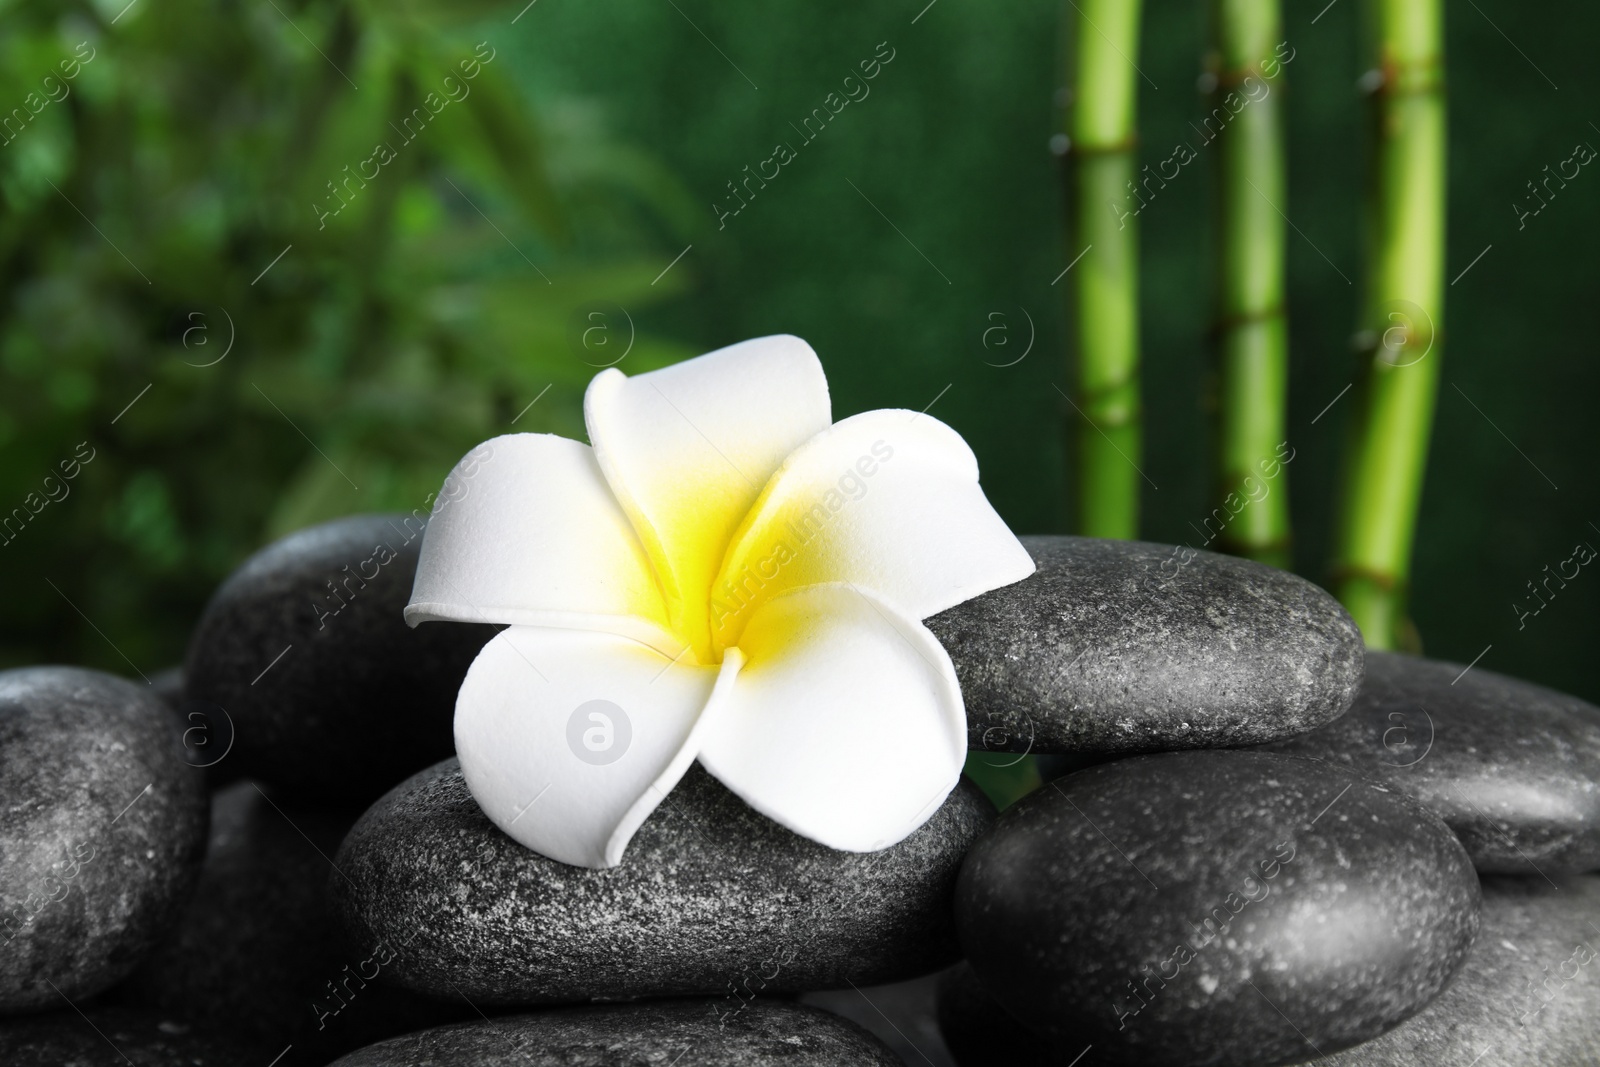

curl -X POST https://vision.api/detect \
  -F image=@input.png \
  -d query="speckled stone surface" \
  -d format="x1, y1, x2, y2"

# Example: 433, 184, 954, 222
926, 537, 1365, 754
1312, 874, 1600, 1066
955, 750, 1481, 1067
116, 782, 471, 1067
183, 514, 497, 804
327, 1000, 902, 1066
1263, 651, 1600, 874
0, 667, 207, 1013
331, 760, 994, 1004
0, 1008, 256, 1066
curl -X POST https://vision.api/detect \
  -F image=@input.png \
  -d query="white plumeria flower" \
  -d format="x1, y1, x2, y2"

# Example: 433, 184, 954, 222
406, 335, 1034, 868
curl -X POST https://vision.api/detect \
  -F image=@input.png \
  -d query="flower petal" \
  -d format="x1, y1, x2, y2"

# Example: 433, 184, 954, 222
710, 410, 1035, 649
454, 625, 737, 868
584, 335, 831, 659
697, 583, 966, 852
405, 434, 677, 654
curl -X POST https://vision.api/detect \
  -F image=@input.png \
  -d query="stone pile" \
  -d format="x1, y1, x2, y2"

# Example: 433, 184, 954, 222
2, 525, 1594, 1065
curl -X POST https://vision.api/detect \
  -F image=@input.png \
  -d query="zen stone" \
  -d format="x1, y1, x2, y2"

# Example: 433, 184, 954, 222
183, 514, 497, 804
955, 750, 1480, 1067
327, 1000, 902, 1066
1313, 874, 1600, 1066
1264, 651, 1600, 874
0, 1008, 254, 1066
116, 782, 470, 1066
926, 536, 1364, 754
0, 667, 207, 1013
331, 760, 992, 1004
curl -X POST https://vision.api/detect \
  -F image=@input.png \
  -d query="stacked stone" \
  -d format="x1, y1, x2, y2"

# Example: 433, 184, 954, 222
3, 523, 1595, 1065
1, 515, 920, 1065
936, 537, 1600, 1066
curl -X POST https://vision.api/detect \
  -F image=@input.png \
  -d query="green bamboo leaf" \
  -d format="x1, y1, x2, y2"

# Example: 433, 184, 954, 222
433, 59, 570, 244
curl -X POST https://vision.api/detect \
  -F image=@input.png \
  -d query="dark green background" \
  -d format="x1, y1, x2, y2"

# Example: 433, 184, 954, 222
503, 0, 1598, 699
3, 0, 1595, 702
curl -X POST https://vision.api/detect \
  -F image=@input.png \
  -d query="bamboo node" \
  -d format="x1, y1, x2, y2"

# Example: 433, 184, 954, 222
1327, 565, 1407, 594
1068, 134, 1140, 157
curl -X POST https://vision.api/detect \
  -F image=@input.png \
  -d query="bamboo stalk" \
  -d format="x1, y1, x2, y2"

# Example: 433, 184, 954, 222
1211, 0, 1291, 569
1067, 0, 1144, 540
1331, 0, 1445, 649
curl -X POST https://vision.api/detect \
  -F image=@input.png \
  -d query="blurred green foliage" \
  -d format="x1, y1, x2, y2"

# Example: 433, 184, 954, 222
0, 0, 701, 672
3, 0, 1597, 709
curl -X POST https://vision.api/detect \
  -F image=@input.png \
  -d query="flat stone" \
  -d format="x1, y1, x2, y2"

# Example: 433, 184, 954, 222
327, 1000, 902, 1066
0, 667, 207, 1012
926, 536, 1364, 754
1310, 874, 1600, 1065
331, 760, 993, 1004
955, 750, 1480, 1067
1263, 651, 1600, 873
115, 782, 471, 1066
0, 1007, 255, 1066
183, 514, 497, 804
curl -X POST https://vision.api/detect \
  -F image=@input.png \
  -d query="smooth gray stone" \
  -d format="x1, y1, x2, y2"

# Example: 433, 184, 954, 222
331, 760, 993, 1005
926, 536, 1364, 754
1313, 875, 1600, 1066
327, 1000, 902, 1066
183, 514, 497, 804
0, 667, 207, 1013
955, 751, 1481, 1067
0, 1008, 255, 1066
1263, 651, 1600, 873
115, 782, 470, 1066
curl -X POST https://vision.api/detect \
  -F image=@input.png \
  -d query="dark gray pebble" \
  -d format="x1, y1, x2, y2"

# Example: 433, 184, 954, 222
326, 1000, 902, 1066
182, 514, 497, 804
331, 760, 993, 1005
955, 750, 1480, 1067
115, 781, 471, 1065
1, 667, 207, 1013
927, 536, 1364, 754
1264, 651, 1600, 873
942, 873, 1600, 1067
1311, 874, 1600, 1065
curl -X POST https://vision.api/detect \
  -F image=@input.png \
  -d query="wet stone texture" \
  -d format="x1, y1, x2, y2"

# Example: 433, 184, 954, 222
0, 667, 207, 1013
1313, 874, 1600, 1066
955, 750, 1481, 1067
1264, 650, 1600, 874
927, 536, 1365, 755
331, 760, 993, 1005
